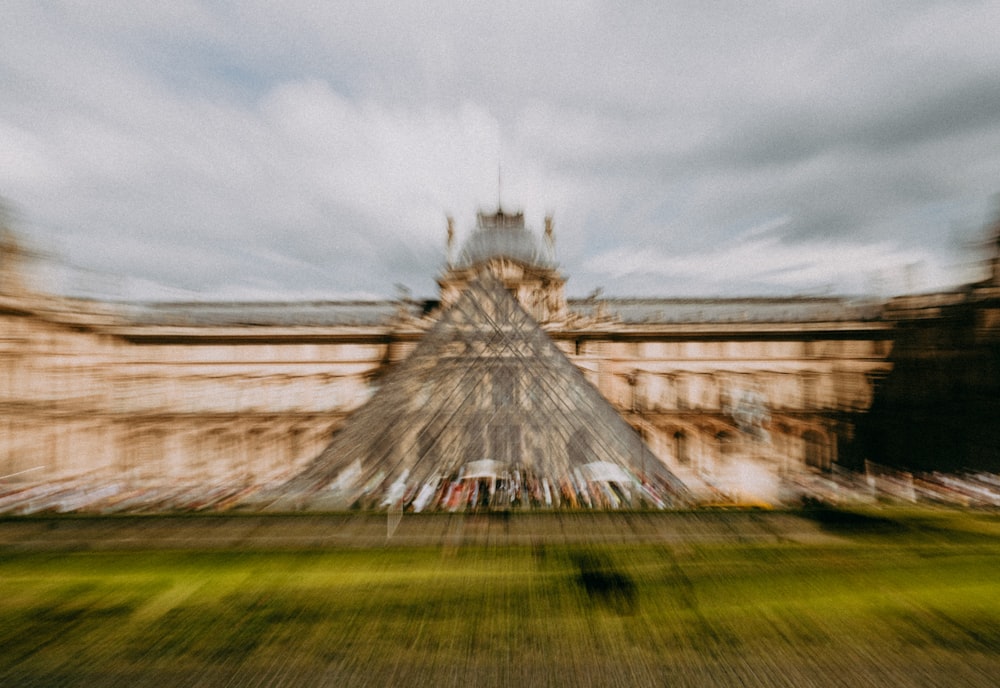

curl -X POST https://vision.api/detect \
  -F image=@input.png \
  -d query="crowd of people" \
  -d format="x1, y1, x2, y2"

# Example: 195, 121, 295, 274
2, 463, 1000, 514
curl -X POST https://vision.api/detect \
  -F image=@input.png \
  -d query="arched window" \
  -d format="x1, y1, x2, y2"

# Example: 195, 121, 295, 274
802, 372, 819, 409
716, 430, 736, 460
675, 374, 689, 410
803, 431, 829, 471
673, 431, 688, 465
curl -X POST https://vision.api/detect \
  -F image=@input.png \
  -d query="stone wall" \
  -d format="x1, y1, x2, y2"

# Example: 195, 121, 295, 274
1, 288, 895, 503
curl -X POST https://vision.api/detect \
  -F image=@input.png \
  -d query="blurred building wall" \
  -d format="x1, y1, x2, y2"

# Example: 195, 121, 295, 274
6, 209, 999, 504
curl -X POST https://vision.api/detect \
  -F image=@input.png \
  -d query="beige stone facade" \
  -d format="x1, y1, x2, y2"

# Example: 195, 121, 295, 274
1, 212, 897, 504
0, 294, 380, 488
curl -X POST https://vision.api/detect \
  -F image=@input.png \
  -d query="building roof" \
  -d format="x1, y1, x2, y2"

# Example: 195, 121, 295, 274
112, 294, 884, 329
117, 300, 409, 327
570, 296, 884, 324
456, 208, 554, 269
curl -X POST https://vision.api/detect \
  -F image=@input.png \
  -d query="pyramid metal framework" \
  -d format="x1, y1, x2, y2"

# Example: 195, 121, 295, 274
275, 275, 690, 510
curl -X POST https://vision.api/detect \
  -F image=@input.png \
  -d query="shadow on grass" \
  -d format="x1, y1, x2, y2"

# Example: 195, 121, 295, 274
569, 550, 637, 615
800, 502, 907, 535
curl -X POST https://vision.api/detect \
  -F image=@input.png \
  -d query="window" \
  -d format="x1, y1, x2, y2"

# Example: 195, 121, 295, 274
803, 431, 829, 471
673, 431, 688, 465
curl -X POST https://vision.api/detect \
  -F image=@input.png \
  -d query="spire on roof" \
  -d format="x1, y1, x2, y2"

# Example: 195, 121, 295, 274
446, 215, 455, 267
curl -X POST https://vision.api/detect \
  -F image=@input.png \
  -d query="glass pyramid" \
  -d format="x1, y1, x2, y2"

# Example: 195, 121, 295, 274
271, 274, 690, 511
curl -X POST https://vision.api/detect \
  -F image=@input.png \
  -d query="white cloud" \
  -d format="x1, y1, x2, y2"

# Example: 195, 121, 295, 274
2, 1, 1000, 301
582, 233, 953, 296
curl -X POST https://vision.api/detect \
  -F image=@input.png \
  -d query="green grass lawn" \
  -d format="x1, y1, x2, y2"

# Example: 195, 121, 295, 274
2, 509, 1000, 686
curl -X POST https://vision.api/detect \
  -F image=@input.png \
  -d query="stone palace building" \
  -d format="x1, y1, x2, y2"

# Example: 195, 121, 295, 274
2, 210, 998, 507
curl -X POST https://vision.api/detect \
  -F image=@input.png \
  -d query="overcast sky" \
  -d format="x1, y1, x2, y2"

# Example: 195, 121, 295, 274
3, 1, 1000, 302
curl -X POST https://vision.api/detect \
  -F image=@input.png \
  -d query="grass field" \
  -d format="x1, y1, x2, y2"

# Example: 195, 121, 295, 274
1, 508, 999, 686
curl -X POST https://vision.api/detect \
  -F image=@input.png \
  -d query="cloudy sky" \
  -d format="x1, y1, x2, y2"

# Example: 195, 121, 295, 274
3, 1, 1000, 301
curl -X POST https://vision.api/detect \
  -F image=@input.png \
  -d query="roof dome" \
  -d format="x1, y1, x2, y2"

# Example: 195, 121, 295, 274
456, 209, 553, 268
